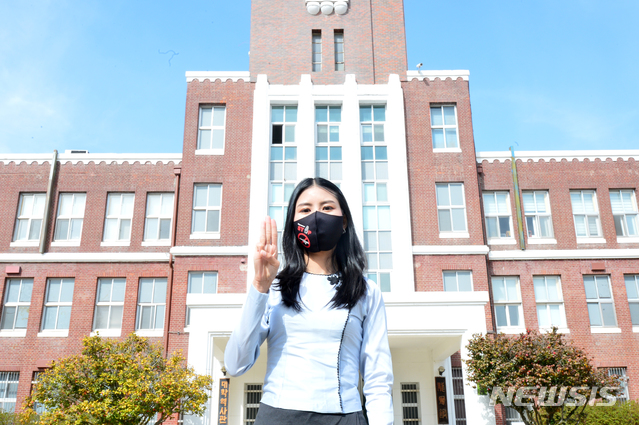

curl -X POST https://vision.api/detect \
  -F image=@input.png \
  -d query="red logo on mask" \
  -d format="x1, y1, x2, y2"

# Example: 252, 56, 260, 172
297, 233, 310, 247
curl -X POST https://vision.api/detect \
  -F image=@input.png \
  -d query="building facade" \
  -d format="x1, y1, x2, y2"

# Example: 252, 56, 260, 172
1, 0, 638, 424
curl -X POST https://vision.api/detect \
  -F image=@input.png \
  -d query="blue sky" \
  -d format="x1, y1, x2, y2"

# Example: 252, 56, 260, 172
1, 0, 637, 154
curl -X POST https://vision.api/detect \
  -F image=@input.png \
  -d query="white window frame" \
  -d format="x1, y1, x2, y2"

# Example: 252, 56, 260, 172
522, 190, 555, 243
312, 30, 321, 72
570, 190, 603, 242
0, 372, 19, 413
436, 183, 468, 238
584, 275, 619, 331
196, 105, 226, 154
135, 278, 167, 336
0, 278, 33, 335
315, 105, 343, 183
431, 105, 460, 151
91, 278, 126, 337
271, 105, 297, 145
610, 189, 639, 241
102, 193, 135, 246
52, 193, 86, 245
12, 193, 46, 246
483, 191, 515, 244
492, 276, 524, 332
39, 278, 74, 336
443, 271, 473, 292
244, 383, 263, 425
533, 276, 567, 330
334, 30, 344, 71
400, 382, 421, 424
190, 184, 222, 239
187, 271, 218, 295
143, 192, 174, 246
360, 105, 386, 143
624, 275, 639, 330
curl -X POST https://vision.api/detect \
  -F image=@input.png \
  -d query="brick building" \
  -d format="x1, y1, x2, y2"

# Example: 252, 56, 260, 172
1, 0, 638, 424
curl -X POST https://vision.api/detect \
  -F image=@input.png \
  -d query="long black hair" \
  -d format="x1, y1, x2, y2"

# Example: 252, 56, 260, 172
275, 177, 367, 311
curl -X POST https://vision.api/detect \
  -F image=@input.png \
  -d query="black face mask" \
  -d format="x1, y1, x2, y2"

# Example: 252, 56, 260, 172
294, 211, 344, 252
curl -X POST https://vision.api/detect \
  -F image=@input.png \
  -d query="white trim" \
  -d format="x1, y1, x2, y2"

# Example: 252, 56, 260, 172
633, 326, 639, 333
141, 240, 171, 247
9, 240, 39, 247
90, 329, 121, 338
412, 245, 489, 255
476, 150, 639, 164
37, 330, 69, 338
135, 329, 163, 338
189, 233, 221, 240
194, 149, 225, 156
382, 290, 489, 307
406, 70, 470, 81
590, 327, 622, 334
539, 327, 570, 334
50, 240, 81, 247
0, 153, 182, 166
487, 238, 517, 245
527, 238, 558, 245
0, 329, 27, 338
496, 326, 527, 335
618, 237, 639, 244
433, 148, 462, 153
439, 232, 470, 239
576, 237, 607, 244
489, 249, 639, 261
185, 71, 250, 83
171, 245, 250, 256
100, 241, 131, 247
0, 252, 170, 263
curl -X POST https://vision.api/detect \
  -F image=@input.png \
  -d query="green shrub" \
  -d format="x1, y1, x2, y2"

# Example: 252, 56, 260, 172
0, 411, 38, 425
583, 400, 639, 425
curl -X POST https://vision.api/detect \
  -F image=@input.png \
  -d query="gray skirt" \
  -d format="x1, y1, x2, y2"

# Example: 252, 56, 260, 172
255, 403, 368, 425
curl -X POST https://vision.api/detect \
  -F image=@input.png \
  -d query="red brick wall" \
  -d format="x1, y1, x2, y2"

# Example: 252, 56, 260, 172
249, 0, 407, 84
177, 79, 254, 248
403, 78, 484, 247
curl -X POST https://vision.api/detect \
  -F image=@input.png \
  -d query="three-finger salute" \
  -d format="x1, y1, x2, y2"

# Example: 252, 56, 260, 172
253, 216, 280, 293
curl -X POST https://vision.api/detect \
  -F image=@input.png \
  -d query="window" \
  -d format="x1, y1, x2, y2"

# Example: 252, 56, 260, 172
188, 272, 217, 294
0, 372, 19, 412
451, 367, 467, 425
607, 367, 629, 402
483, 191, 513, 240
191, 184, 222, 235
103, 193, 135, 242
584, 275, 616, 327
54, 193, 86, 241
361, 105, 392, 292
136, 278, 167, 331
401, 383, 420, 424
436, 183, 467, 234
505, 407, 522, 423
570, 190, 602, 238
624, 275, 639, 326
431, 105, 458, 149
93, 278, 125, 332
144, 193, 174, 242
610, 190, 638, 237
42, 278, 74, 331
13, 193, 46, 242
312, 30, 321, 72
492, 277, 522, 329
31, 372, 45, 414
245, 384, 263, 424
1, 278, 33, 331
271, 105, 297, 145
315, 105, 342, 183
443, 271, 472, 291
334, 30, 344, 71
197, 105, 226, 151
533, 276, 566, 329
523, 191, 553, 239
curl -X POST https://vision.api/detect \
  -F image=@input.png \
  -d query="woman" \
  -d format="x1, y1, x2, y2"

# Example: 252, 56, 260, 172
225, 178, 393, 425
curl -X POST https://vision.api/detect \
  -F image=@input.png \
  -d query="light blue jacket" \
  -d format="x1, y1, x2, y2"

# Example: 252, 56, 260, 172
225, 273, 394, 425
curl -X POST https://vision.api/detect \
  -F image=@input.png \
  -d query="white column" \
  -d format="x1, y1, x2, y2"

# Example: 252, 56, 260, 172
460, 331, 496, 425
297, 74, 315, 180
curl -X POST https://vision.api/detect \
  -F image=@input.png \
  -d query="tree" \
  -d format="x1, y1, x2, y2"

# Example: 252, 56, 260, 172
464, 328, 622, 425
23, 333, 213, 425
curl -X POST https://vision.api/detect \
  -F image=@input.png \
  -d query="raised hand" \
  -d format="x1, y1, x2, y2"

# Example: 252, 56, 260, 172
253, 216, 280, 293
